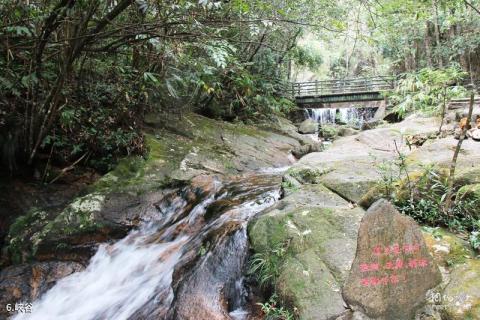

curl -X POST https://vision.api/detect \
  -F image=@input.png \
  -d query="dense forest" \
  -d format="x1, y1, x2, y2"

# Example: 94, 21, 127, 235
1, 0, 480, 175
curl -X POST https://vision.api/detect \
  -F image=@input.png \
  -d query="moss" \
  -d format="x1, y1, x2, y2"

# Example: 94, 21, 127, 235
320, 125, 338, 140
91, 132, 188, 195
5, 209, 53, 263
443, 259, 480, 320
249, 207, 342, 257
281, 180, 299, 193
422, 228, 474, 267
286, 167, 327, 184
276, 250, 346, 320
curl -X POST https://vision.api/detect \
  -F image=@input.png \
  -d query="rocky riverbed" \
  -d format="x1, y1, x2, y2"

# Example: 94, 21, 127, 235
1, 111, 479, 320
249, 113, 480, 320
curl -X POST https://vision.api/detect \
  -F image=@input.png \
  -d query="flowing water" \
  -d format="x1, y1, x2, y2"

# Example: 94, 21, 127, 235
304, 108, 336, 125
15, 173, 282, 320
305, 107, 377, 126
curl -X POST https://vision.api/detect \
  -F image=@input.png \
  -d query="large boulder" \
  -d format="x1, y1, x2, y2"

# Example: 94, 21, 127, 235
298, 119, 318, 134
291, 142, 323, 159
343, 200, 442, 320
248, 184, 365, 320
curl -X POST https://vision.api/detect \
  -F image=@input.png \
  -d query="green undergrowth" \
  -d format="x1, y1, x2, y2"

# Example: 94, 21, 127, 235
248, 207, 345, 319
370, 157, 480, 253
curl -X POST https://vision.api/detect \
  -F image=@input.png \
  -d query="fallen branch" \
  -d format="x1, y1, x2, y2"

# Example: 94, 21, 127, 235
49, 152, 90, 184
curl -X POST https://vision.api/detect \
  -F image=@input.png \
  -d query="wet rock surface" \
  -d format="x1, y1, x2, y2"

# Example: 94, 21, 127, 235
3, 111, 480, 320
0, 113, 303, 319
0, 261, 84, 319
2, 113, 301, 265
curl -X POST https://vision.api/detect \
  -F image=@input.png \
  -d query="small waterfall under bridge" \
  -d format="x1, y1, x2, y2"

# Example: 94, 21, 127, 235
304, 107, 378, 126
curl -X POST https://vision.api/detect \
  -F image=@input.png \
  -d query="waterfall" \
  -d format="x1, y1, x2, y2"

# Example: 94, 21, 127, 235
14, 174, 282, 320
338, 108, 362, 125
15, 228, 186, 320
304, 108, 336, 125
305, 107, 377, 127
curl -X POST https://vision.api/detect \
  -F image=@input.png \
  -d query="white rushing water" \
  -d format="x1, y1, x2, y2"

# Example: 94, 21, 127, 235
304, 108, 336, 124
14, 174, 281, 320
305, 107, 375, 126
14, 224, 187, 320
13, 188, 217, 320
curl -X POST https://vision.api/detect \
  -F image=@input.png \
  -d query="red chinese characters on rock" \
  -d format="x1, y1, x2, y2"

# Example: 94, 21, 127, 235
359, 243, 428, 287
359, 258, 429, 273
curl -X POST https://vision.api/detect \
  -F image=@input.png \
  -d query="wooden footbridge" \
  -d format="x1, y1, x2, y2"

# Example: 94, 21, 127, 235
291, 76, 395, 107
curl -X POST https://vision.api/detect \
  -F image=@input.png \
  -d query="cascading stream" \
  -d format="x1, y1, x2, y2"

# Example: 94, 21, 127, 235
305, 107, 377, 126
304, 108, 336, 125
14, 173, 282, 320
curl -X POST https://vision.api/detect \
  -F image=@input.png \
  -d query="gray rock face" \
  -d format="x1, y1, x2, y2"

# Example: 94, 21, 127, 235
298, 119, 318, 134
291, 115, 470, 204
338, 126, 359, 137
292, 141, 323, 159
343, 200, 441, 320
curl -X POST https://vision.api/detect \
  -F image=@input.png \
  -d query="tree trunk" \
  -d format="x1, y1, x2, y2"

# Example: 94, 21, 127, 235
432, 0, 443, 68
424, 21, 434, 67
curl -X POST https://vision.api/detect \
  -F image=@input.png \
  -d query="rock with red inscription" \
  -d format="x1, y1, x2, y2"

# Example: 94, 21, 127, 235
343, 199, 441, 320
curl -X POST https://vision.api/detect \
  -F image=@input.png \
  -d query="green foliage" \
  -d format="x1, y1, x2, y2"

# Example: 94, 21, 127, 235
319, 125, 338, 140
258, 294, 295, 320
396, 168, 479, 232
373, 0, 480, 72
388, 67, 467, 117
281, 180, 299, 193
375, 156, 480, 249
1, 0, 337, 173
248, 244, 287, 288
248, 240, 295, 319
290, 45, 323, 70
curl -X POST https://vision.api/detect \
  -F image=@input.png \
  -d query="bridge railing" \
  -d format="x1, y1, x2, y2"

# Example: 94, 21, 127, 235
291, 76, 396, 97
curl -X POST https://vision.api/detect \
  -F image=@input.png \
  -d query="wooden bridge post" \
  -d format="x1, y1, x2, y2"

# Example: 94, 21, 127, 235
315, 80, 319, 96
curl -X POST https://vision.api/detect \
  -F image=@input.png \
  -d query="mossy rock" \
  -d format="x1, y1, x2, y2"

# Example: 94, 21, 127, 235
359, 184, 385, 209
249, 207, 344, 258
442, 259, 480, 320
286, 166, 328, 185
422, 228, 474, 267
276, 250, 346, 320
4, 112, 303, 265
5, 193, 110, 263
319, 125, 338, 140
248, 206, 355, 319
250, 203, 362, 275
